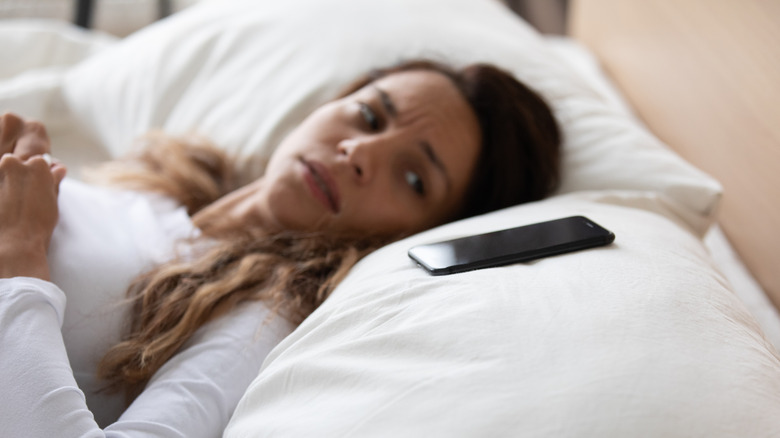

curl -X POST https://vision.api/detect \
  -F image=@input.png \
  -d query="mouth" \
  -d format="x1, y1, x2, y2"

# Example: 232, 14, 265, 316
299, 157, 341, 214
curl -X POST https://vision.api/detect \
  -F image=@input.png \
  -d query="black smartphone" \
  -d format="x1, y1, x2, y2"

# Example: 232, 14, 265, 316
408, 216, 615, 275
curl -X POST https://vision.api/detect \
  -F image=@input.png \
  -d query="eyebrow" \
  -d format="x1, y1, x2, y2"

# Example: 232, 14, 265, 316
375, 86, 452, 193
374, 86, 397, 118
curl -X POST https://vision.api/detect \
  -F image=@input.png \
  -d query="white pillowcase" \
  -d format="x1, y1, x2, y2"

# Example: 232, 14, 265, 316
226, 194, 780, 437
59, 0, 721, 236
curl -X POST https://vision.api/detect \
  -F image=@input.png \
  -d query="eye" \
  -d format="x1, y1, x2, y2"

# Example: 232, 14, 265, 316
405, 170, 426, 196
358, 102, 379, 131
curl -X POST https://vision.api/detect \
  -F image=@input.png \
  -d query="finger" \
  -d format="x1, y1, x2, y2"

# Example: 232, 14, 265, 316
0, 151, 23, 167
25, 153, 59, 169
0, 113, 24, 156
0, 153, 24, 181
25, 154, 53, 170
15, 120, 51, 160
51, 163, 68, 194
18, 156, 57, 193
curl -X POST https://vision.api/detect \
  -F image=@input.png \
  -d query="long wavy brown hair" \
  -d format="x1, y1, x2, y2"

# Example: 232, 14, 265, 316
92, 59, 562, 402
89, 134, 387, 401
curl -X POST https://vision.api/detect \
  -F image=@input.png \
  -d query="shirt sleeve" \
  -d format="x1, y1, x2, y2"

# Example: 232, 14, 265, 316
0, 277, 294, 438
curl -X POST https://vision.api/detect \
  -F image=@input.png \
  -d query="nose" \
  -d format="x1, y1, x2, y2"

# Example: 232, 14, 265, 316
338, 137, 376, 184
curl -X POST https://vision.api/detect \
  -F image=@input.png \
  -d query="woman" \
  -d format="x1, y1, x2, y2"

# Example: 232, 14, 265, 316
0, 60, 560, 436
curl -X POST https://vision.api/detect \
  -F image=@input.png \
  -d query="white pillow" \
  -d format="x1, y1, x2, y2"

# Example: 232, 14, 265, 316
226, 194, 780, 437
60, 0, 721, 236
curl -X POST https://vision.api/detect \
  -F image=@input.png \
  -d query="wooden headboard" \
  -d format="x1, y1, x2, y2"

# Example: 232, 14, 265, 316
569, 0, 780, 309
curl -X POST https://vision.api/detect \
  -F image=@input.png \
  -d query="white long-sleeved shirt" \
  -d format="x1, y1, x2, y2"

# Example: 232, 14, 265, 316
0, 179, 295, 437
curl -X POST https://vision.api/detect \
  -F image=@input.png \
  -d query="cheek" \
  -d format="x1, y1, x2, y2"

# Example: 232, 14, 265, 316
265, 186, 307, 229
273, 109, 335, 152
295, 104, 348, 140
341, 195, 428, 236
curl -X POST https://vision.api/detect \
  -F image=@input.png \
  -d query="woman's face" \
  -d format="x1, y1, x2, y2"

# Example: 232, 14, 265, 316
223, 69, 481, 237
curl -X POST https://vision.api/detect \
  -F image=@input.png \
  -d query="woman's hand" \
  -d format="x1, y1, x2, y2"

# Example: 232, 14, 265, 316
1, 112, 51, 159
0, 114, 66, 281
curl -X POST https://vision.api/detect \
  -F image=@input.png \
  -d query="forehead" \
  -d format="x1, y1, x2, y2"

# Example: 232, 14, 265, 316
366, 70, 480, 149
370, 70, 463, 111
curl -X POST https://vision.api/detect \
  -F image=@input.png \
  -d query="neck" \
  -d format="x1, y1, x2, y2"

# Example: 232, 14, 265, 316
191, 179, 277, 239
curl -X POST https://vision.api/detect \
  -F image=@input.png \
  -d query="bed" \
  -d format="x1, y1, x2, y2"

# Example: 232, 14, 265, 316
2, 0, 779, 436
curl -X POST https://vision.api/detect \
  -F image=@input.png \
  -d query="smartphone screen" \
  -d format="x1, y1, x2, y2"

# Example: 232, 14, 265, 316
408, 216, 615, 275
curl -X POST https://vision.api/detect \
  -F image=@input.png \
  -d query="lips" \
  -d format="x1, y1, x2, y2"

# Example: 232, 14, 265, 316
300, 157, 341, 214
